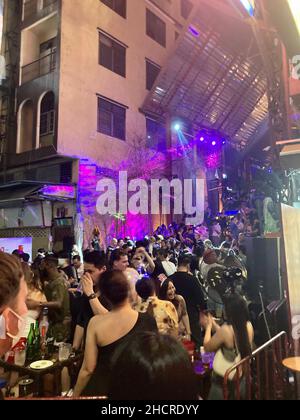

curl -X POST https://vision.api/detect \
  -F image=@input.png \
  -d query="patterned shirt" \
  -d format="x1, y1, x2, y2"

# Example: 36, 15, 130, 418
135, 296, 178, 337
174, 295, 190, 339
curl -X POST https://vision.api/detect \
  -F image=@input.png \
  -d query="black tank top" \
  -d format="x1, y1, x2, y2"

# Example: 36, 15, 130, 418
82, 312, 157, 396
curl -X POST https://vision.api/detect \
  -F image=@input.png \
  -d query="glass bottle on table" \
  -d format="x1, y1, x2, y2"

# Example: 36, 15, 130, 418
5, 350, 15, 365
201, 352, 211, 370
0, 379, 7, 399
34, 320, 41, 359
39, 308, 49, 358
26, 323, 35, 362
39, 308, 49, 338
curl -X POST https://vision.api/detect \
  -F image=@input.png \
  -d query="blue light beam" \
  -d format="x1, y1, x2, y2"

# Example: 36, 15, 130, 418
239, 0, 254, 17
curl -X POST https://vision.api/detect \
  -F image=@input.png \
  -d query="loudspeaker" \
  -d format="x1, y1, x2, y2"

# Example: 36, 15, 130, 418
63, 236, 75, 253
207, 179, 220, 215
244, 237, 283, 302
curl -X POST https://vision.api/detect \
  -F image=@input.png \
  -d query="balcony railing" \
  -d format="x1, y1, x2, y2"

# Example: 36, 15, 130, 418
23, 0, 58, 22
21, 51, 56, 85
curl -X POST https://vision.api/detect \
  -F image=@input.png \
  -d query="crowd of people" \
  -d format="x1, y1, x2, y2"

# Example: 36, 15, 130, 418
0, 203, 260, 400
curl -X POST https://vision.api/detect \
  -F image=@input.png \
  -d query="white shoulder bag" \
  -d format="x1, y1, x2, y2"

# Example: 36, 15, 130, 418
213, 345, 241, 381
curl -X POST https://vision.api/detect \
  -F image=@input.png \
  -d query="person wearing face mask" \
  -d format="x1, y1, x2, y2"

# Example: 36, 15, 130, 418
0, 253, 28, 358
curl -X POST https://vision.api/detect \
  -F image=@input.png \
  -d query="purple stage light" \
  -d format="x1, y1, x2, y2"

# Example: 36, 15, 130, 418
189, 25, 200, 37
200, 136, 205, 142
212, 141, 217, 146
206, 153, 220, 169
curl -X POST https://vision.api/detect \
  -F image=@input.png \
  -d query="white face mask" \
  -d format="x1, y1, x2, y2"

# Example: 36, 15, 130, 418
0, 308, 25, 339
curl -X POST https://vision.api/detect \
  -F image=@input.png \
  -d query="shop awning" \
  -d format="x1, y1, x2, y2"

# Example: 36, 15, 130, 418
0, 185, 41, 208
0, 182, 76, 208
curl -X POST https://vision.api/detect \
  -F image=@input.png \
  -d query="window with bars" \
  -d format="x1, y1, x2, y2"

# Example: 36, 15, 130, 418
97, 96, 126, 141
146, 9, 166, 47
146, 59, 161, 91
40, 37, 57, 56
100, 0, 127, 18
40, 110, 55, 136
99, 32, 126, 77
40, 92, 55, 136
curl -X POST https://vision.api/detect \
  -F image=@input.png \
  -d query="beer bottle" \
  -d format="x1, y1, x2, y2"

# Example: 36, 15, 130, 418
34, 321, 41, 359
26, 323, 35, 362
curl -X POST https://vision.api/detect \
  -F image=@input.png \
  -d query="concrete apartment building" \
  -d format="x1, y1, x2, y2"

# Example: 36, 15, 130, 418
0, 0, 196, 253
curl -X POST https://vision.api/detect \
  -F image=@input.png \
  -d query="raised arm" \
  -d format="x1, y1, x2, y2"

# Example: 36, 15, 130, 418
137, 248, 155, 273
200, 314, 225, 353
73, 317, 99, 397
180, 297, 191, 340
81, 273, 108, 316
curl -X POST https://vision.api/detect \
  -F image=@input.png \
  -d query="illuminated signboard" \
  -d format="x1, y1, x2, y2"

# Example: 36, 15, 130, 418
288, 0, 300, 36
41, 185, 76, 199
281, 204, 300, 356
0, 237, 32, 260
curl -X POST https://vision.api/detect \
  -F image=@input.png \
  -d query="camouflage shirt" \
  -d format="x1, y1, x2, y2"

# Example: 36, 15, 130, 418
45, 274, 70, 342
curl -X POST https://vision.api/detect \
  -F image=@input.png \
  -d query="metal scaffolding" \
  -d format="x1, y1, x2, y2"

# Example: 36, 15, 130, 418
142, 0, 287, 154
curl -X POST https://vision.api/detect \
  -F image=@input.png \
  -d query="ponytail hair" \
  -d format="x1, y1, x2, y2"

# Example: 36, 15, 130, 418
224, 293, 252, 359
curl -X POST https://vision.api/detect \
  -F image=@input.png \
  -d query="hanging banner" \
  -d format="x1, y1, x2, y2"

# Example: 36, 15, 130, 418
281, 204, 300, 355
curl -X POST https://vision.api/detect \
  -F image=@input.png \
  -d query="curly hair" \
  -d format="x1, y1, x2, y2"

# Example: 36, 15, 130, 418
0, 253, 23, 310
